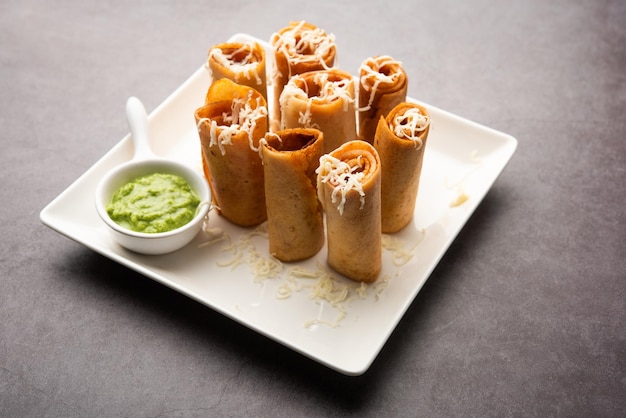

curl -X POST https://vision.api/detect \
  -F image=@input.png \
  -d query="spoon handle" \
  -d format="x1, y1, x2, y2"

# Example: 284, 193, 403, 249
126, 96, 155, 160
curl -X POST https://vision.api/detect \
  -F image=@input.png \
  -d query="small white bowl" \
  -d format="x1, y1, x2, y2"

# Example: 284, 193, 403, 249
95, 97, 211, 255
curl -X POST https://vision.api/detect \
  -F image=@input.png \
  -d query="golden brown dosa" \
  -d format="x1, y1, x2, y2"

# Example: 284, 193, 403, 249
207, 41, 267, 102
357, 56, 407, 144
279, 69, 356, 154
270, 21, 336, 129
195, 79, 269, 227
317, 140, 381, 283
261, 128, 325, 261
374, 101, 430, 233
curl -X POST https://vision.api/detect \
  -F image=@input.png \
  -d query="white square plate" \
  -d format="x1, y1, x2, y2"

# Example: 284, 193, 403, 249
40, 34, 517, 375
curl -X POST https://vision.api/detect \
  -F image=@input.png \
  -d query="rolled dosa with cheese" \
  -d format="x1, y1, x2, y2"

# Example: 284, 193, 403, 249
195, 78, 269, 227
279, 69, 356, 154
374, 102, 430, 233
357, 55, 407, 143
207, 41, 268, 102
260, 128, 325, 261
316, 140, 381, 282
270, 21, 337, 128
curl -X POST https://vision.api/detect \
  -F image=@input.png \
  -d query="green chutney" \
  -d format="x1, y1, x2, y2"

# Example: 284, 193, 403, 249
107, 173, 201, 233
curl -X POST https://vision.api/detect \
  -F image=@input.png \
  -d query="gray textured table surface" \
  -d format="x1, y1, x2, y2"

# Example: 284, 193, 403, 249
2, 1, 624, 416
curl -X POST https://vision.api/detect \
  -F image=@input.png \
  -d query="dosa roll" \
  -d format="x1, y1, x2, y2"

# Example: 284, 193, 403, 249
207, 41, 268, 102
358, 55, 407, 143
195, 79, 269, 227
374, 102, 430, 233
261, 128, 325, 261
279, 69, 356, 154
270, 21, 337, 128
317, 140, 381, 283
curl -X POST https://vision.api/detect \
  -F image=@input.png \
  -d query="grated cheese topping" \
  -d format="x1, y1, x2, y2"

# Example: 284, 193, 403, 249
358, 55, 403, 112
279, 77, 316, 128
196, 91, 268, 155
279, 72, 354, 129
208, 42, 263, 86
311, 72, 354, 110
316, 154, 366, 215
391, 107, 430, 150
271, 21, 336, 78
